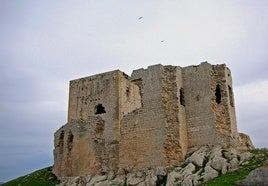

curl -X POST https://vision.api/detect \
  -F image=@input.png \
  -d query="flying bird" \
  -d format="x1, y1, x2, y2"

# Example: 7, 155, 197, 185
138, 16, 143, 20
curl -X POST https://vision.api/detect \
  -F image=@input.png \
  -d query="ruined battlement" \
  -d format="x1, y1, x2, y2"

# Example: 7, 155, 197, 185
53, 62, 253, 178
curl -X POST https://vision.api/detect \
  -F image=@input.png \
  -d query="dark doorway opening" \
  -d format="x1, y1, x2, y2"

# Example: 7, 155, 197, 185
156, 175, 167, 186
95, 104, 106, 114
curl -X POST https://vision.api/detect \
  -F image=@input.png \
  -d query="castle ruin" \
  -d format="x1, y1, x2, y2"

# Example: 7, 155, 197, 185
53, 62, 253, 178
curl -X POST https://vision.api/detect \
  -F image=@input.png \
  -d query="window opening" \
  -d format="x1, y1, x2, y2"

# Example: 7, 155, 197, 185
180, 88, 185, 106
196, 94, 200, 101
126, 87, 130, 97
95, 104, 106, 114
228, 85, 234, 107
215, 84, 221, 104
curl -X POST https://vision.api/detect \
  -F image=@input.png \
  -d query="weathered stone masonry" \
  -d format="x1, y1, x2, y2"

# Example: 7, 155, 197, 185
53, 62, 253, 178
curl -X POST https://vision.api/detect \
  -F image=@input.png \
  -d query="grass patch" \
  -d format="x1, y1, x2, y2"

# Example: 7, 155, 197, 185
201, 166, 252, 186
2, 167, 59, 186
201, 149, 268, 186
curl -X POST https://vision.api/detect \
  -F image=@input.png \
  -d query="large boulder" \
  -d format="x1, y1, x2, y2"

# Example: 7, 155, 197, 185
203, 166, 218, 182
236, 166, 268, 186
238, 151, 253, 164
186, 146, 209, 167
238, 133, 255, 151
126, 172, 145, 185
209, 156, 227, 174
87, 175, 107, 186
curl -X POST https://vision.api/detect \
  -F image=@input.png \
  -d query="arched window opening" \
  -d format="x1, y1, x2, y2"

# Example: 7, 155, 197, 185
95, 104, 106, 114
215, 84, 221, 104
58, 130, 64, 153
228, 85, 234, 107
179, 88, 185, 106
67, 131, 74, 153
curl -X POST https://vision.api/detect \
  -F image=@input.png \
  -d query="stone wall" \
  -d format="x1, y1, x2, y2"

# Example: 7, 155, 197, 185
182, 62, 240, 148
162, 66, 187, 165
54, 70, 141, 177
118, 72, 142, 140
183, 62, 218, 147
120, 65, 167, 169
211, 64, 239, 147
119, 65, 188, 169
67, 70, 141, 142
53, 117, 106, 177
67, 70, 119, 142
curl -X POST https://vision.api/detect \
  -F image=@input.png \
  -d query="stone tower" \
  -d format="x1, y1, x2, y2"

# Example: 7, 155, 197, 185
182, 63, 239, 148
53, 70, 141, 177
53, 62, 252, 178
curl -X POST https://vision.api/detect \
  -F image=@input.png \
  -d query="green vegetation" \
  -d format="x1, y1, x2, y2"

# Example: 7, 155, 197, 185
202, 149, 268, 186
2, 167, 59, 186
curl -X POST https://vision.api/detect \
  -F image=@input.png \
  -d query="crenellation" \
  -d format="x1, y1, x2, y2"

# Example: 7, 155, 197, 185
53, 62, 254, 179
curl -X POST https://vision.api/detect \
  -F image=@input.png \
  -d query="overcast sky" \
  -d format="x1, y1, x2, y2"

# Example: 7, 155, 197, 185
1, 0, 268, 182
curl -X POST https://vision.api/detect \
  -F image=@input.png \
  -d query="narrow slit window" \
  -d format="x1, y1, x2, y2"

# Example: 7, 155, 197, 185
215, 84, 221, 104
95, 104, 106, 114
180, 88, 185, 106
67, 131, 74, 153
228, 85, 234, 107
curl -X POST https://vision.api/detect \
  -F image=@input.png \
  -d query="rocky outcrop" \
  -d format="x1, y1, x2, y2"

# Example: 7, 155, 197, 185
56, 145, 254, 186
238, 133, 255, 151
166, 145, 252, 185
